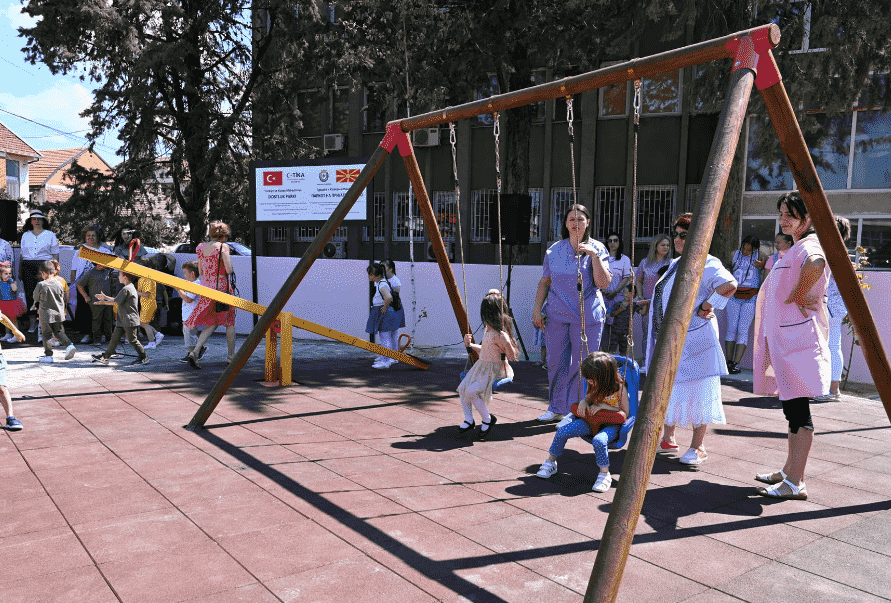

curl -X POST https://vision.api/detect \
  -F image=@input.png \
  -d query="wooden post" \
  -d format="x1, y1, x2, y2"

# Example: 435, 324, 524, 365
187, 146, 390, 429
584, 58, 758, 603
759, 80, 891, 416
279, 312, 293, 386
265, 327, 278, 382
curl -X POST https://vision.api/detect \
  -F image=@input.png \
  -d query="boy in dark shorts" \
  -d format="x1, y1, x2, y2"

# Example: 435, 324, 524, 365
91, 271, 148, 365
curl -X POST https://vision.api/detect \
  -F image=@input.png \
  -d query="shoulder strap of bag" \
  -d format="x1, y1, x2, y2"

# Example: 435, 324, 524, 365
215, 244, 223, 291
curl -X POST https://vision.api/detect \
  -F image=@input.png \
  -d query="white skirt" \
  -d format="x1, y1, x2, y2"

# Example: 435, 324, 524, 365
664, 375, 726, 427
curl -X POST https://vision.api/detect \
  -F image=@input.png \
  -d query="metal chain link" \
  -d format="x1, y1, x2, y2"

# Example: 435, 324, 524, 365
449, 122, 470, 339
567, 97, 578, 207
494, 111, 503, 291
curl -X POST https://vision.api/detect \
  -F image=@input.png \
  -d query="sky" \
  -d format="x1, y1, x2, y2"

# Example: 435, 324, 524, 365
0, 2, 122, 165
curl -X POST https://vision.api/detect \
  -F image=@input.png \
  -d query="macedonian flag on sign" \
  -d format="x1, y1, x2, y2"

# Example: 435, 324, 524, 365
336, 168, 360, 183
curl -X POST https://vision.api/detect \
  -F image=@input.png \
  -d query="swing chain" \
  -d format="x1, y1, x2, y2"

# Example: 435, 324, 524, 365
566, 96, 574, 140
567, 96, 578, 207
627, 80, 643, 357
577, 252, 589, 401
449, 122, 470, 348
633, 80, 642, 128
494, 111, 503, 290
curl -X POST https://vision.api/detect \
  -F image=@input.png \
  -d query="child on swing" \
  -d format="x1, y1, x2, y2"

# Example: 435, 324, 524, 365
536, 351, 629, 492
457, 289, 518, 440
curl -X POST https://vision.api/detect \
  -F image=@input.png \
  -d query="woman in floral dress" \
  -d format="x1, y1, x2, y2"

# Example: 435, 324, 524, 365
184, 221, 236, 369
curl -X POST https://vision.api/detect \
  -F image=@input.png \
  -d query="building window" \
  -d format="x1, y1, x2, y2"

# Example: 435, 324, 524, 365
267, 226, 287, 243
599, 61, 629, 118
852, 109, 891, 189
296, 90, 325, 137
363, 192, 386, 241
529, 188, 542, 243
393, 192, 424, 241
433, 191, 457, 241
293, 225, 347, 242
470, 189, 495, 242
861, 218, 891, 269
330, 87, 350, 134
636, 185, 676, 242
5, 160, 20, 199
476, 75, 500, 126
641, 70, 681, 115
364, 85, 388, 132
550, 187, 576, 242
595, 186, 625, 241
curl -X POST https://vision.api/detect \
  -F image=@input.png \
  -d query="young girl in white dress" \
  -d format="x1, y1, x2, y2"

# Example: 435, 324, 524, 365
457, 289, 518, 440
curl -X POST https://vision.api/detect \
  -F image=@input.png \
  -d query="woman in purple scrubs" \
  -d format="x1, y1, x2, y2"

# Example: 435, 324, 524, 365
532, 204, 612, 422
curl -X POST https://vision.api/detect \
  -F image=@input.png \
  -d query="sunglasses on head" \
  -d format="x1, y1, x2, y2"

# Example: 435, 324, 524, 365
671, 231, 688, 240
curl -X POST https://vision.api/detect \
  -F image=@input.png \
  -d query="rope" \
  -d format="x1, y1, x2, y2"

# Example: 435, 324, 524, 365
567, 97, 578, 208
627, 81, 642, 360
494, 112, 503, 291
567, 95, 588, 400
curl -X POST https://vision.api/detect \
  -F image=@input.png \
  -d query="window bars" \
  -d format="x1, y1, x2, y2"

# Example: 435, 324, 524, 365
595, 186, 626, 240
393, 191, 425, 241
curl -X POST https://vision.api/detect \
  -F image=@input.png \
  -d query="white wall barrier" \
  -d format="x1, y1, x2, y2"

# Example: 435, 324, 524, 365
57, 248, 888, 387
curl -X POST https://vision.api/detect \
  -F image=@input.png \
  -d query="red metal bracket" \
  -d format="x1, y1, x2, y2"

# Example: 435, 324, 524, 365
380, 121, 414, 156
726, 33, 782, 91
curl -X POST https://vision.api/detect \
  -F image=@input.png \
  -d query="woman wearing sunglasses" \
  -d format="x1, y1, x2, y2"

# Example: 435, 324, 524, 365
644, 213, 737, 464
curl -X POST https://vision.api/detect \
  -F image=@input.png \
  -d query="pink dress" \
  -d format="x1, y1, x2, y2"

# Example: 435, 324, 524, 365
185, 243, 236, 329
753, 235, 830, 400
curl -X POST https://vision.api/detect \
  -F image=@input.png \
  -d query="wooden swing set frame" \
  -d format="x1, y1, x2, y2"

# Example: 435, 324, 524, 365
183, 23, 890, 601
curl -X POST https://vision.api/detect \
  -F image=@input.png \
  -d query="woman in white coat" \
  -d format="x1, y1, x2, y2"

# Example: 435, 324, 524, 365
645, 213, 737, 464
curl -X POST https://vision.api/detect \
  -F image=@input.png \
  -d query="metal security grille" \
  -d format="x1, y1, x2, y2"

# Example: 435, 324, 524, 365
636, 185, 677, 241
529, 188, 543, 243
362, 192, 387, 241
433, 191, 457, 241
393, 192, 425, 241
551, 187, 576, 242
294, 225, 347, 242
470, 189, 495, 242
267, 226, 288, 243
595, 186, 625, 240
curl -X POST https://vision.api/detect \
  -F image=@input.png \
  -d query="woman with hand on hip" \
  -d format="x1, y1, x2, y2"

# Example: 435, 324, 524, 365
753, 191, 831, 500
645, 213, 737, 463
531, 204, 612, 422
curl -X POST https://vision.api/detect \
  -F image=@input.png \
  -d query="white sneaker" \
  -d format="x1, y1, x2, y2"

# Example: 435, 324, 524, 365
592, 472, 613, 493
50, 337, 61, 347
536, 459, 558, 479
80, 335, 92, 344
38, 356, 53, 364
536, 411, 564, 422
64, 344, 77, 360
154, 333, 164, 346
1, 334, 12, 342
372, 359, 388, 369
555, 415, 575, 429
385, 357, 397, 366
144, 342, 157, 350
678, 448, 708, 465
814, 393, 840, 402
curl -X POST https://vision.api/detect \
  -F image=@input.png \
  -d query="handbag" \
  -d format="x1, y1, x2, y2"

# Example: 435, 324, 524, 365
570, 403, 626, 435
214, 245, 230, 313
734, 287, 759, 300
384, 277, 402, 311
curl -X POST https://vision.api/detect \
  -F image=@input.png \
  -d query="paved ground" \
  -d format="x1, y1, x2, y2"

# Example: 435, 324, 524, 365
2, 332, 890, 602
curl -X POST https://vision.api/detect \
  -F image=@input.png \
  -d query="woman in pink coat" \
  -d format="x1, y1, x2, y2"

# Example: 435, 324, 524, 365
752, 191, 830, 501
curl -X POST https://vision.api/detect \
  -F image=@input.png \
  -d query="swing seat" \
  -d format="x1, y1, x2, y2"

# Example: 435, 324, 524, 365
458, 370, 513, 391
580, 354, 640, 451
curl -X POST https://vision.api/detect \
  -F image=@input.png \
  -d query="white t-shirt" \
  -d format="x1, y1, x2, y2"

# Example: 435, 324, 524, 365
372, 280, 391, 306
384, 274, 402, 292
182, 278, 201, 321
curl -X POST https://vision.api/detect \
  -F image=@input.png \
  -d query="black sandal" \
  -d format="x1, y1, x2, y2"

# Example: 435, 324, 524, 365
187, 353, 200, 370
478, 415, 497, 440
457, 420, 475, 434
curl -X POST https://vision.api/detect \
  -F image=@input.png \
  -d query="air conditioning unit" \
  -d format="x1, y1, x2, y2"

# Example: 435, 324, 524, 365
323, 133, 345, 153
412, 127, 440, 147
322, 241, 347, 259
426, 241, 455, 262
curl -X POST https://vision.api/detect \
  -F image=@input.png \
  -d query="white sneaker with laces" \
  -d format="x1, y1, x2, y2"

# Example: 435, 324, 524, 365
536, 411, 564, 422
372, 358, 388, 369
592, 472, 613, 493
144, 342, 157, 350
38, 356, 53, 364
555, 415, 575, 429
678, 448, 708, 465
154, 333, 164, 346
64, 344, 77, 360
536, 459, 557, 479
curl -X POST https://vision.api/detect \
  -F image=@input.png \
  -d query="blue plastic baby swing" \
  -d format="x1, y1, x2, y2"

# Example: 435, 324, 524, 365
580, 354, 639, 450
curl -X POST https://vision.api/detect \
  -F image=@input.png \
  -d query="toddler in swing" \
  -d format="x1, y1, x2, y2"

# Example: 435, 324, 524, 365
457, 289, 518, 440
536, 351, 629, 492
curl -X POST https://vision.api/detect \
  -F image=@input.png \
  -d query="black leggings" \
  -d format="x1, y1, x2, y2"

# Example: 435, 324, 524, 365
781, 397, 814, 434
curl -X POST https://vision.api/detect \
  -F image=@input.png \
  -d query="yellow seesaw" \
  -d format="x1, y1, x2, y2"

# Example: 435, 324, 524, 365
78, 248, 430, 384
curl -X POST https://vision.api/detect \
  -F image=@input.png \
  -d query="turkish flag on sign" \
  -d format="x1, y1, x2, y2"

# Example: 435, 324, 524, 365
264, 171, 283, 186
